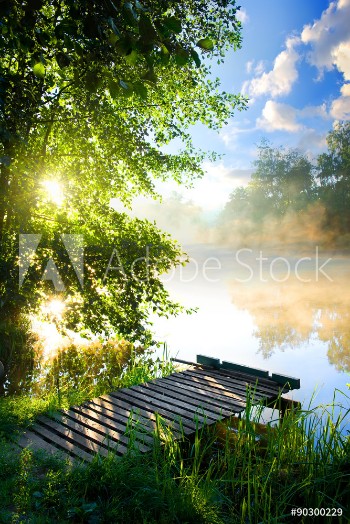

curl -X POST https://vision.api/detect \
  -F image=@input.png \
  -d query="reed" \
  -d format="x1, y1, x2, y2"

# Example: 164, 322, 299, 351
0, 359, 349, 523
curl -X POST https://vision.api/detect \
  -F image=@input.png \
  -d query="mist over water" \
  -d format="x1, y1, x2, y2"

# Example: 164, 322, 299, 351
153, 242, 350, 420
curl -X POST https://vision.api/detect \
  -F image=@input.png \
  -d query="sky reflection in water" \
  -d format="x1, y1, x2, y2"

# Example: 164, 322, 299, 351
153, 245, 350, 415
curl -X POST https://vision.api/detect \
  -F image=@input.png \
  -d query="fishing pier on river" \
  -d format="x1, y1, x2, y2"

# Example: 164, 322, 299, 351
17, 355, 301, 462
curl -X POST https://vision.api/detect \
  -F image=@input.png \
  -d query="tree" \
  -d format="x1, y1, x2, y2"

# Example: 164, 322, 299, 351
218, 142, 315, 246
0, 1, 246, 348
250, 141, 314, 217
317, 121, 350, 233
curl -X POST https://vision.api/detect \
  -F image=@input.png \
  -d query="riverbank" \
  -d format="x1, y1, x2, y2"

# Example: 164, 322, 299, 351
0, 355, 349, 523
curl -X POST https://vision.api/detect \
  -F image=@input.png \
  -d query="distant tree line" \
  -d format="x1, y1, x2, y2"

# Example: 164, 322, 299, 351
221, 122, 350, 242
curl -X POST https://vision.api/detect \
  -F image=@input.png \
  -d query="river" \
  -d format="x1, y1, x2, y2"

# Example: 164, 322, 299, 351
152, 244, 350, 422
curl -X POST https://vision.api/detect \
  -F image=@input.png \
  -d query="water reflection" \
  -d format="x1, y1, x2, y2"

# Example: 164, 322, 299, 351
0, 319, 42, 396
229, 267, 350, 371
0, 326, 136, 397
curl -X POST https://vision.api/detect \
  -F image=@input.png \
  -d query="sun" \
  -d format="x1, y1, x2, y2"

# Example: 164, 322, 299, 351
41, 298, 66, 320
42, 180, 64, 206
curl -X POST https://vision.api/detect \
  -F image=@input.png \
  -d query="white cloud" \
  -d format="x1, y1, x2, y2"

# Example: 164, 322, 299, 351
296, 129, 328, 153
246, 60, 253, 74
242, 36, 301, 98
236, 8, 249, 24
341, 83, 350, 95
203, 162, 253, 187
219, 121, 255, 149
254, 60, 266, 76
256, 99, 332, 133
299, 103, 329, 119
301, 0, 350, 80
257, 101, 303, 132
330, 83, 350, 119
332, 41, 350, 80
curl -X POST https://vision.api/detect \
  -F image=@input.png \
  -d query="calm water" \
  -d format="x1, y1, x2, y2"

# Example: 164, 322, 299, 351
2, 243, 349, 430
153, 244, 350, 419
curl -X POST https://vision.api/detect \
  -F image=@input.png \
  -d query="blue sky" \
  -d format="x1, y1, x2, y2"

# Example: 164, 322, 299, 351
127, 0, 350, 239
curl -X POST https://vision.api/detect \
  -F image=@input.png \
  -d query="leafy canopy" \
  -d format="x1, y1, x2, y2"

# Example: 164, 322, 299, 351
0, 0, 246, 344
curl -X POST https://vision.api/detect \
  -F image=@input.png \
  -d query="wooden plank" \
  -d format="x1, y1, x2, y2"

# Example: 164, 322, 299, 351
182, 369, 268, 401
93, 395, 188, 436
194, 357, 288, 388
165, 373, 247, 402
35, 416, 118, 457
88, 397, 159, 431
146, 378, 233, 417
131, 381, 226, 420
16, 430, 71, 460
198, 366, 281, 390
271, 373, 300, 390
71, 404, 155, 444
159, 375, 247, 411
31, 422, 95, 461
196, 355, 221, 368
74, 400, 156, 438
195, 355, 271, 379
184, 369, 280, 398
181, 371, 280, 407
85, 395, 157, 433
57, 409, 151, 453
166, 373, 248, 404
221, 360, 269, 379
204, 367, 287, 392
110, 389, 205, 432
43, 413, 130, 455
113, 386, 214, 426
126, 383, 219, 424
13, 361, 299, 460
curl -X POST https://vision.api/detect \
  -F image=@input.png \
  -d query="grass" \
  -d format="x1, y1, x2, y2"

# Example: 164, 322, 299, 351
0, 347, 175, 438
0, 374, 349, 523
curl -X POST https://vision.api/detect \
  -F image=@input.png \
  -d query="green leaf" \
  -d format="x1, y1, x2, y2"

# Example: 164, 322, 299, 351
175, 53, 188, 66
115, 36, 133, 56
197, 38, 214, 51
33, 62, 45, 78
133, 81, 148, 100
190, 49, 201, 67
142, 69, 157, 84
125, 49, 138, 65
123, 2, 138, 26
108, 32, 119, 45
119, 79, 133, 96
159, 44, 170, 65
108, 79, 120, 98
175, 46, 190, 67
163, 16, 182, 34
85, 71, 101, 92
139, 13, 158, 42
56, 52, 71, 69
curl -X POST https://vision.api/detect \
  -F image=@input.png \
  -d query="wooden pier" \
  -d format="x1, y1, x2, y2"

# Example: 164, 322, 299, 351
16, 355, 300, 462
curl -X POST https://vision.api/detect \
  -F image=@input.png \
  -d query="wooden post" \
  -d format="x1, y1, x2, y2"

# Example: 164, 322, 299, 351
265, 396, 301, 424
